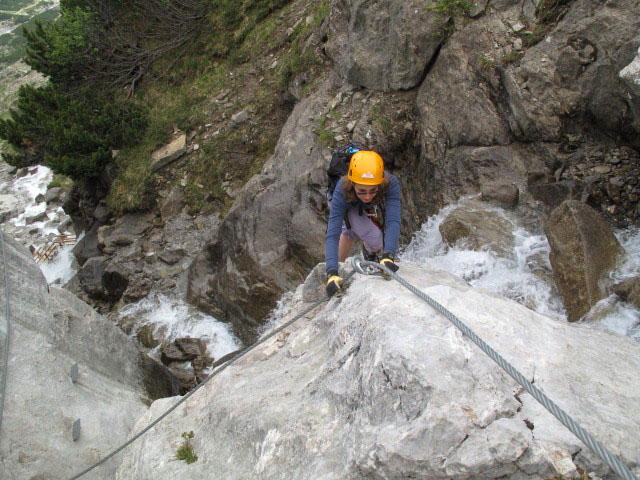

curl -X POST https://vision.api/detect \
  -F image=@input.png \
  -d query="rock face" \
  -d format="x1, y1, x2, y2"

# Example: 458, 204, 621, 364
545, 200, 624, 322
187, 80, 333, 344
0, 232, 176, 479
117, 262, 640, 479
325, 0, 443, 90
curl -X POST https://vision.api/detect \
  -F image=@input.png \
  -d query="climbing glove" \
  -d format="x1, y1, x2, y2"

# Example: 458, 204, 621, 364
380, 253, 399, 274
326, 270, 343, 297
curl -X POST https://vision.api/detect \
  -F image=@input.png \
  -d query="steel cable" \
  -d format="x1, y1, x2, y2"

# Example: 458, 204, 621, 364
68, 269, 356, 480
355, 258, 639, 480
0, 229, 11, 438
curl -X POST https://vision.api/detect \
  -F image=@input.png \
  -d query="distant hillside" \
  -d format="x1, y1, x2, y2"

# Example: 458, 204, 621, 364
0, 0, 58, 114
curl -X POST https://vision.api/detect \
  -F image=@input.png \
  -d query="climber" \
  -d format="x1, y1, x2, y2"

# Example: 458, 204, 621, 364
325, 150, 401, 297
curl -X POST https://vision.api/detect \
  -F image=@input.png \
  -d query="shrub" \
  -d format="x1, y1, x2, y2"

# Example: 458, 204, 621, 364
0, 84, 147, 181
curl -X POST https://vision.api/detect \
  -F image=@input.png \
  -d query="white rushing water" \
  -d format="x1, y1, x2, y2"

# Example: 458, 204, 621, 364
402, 198, 640, 341
1, 163, 242, 355
119, 293, 242, 360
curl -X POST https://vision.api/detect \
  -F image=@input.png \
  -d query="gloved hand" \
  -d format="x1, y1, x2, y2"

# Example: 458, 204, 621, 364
326, 270, 343, 297
380, 253, 399, 273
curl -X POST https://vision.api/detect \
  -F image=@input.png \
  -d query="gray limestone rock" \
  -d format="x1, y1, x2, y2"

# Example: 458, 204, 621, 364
117, 262, 640, 479
187, 79, 333, 344
325, 0, 443, 91
0, 233, 157, 479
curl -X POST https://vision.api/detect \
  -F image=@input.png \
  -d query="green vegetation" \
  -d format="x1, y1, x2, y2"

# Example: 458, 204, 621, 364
478, 55, 495, 69
501, 50, 520, 64
425, 0, 475, 37
2, 0, 328, 215
314, 116, 333, 146
278, 0, 327, 89
176, 431, 198, 464
369, 105, 391, 132
536, 0, 574, 24
426, 0, 474, 17
0, 84, 146, 180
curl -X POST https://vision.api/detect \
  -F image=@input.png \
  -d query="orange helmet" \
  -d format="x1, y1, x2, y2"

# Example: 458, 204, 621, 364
348, 151, 384, 185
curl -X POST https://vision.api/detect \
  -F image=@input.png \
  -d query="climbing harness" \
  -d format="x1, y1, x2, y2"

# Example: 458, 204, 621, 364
68, 269, 357, 480
0, 229, 11, 438
354, 257, 639, 480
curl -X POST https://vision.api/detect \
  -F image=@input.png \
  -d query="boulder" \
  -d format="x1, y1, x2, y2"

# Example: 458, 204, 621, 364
151, 133, 187, 172
72, 223, 101, 266
613, 276, 640, 309
117, 262, 640, 479
528, 180, 585, 214
325, 0, 443, 90
44, 186, 63, 204
545, 200, 624, 321
0, 233, 172, 480
160, 185, 185, 222
481, 181, 519, 208
78, 256, 129, 302
439, 202, 516, 258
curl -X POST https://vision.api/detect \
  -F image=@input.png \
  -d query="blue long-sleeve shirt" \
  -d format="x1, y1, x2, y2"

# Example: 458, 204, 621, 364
325, 173, 401, 274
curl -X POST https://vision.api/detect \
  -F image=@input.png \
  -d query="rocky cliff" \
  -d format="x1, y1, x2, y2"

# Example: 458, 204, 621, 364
0, 232, 176, 479
183, 0, 640, 341
117, 261, 640, 479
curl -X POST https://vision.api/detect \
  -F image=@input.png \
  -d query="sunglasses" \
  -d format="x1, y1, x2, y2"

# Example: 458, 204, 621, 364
355, 188, 378, 196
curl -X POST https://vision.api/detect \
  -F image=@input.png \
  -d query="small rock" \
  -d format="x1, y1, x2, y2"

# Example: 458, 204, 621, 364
306, 15, 314, 25
513, 38, 523, 51
510, 21, 525, 32
231, 110, 249, 127
335, 135, 345, 142
594, 165, 611, 174
347, 121, 356, 132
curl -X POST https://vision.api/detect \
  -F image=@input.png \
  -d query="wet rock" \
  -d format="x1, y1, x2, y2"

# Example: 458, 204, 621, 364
78, 256, 129, 302
72, 223, 101, 265
161, 343, 189, 364
481, 181, 519, 208
166, 361, 196, 394
25, 211, 48, 224
175, 337, 207, 359
613, 277, 640, 309
439, 202, 516, 259
44, 186, 62, 204
545, 200, 624, 322
136, 324, 162, 349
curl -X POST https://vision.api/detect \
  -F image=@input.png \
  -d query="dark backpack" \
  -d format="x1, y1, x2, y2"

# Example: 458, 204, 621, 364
326, 142, 368, 200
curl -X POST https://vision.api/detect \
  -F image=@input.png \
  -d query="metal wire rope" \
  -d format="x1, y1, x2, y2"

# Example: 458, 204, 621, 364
0, 229, 11, 437
68, 269, 356, 480
354, 258, 639, 480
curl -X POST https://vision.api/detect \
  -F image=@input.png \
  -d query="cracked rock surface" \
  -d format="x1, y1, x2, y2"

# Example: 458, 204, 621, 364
117, 261, 640, 479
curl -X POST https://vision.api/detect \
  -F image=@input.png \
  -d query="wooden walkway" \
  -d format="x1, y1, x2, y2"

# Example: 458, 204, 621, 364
33, 233, 77, 263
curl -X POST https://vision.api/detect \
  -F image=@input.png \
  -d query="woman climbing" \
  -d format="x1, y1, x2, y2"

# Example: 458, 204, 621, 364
325, 150, 401, 297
